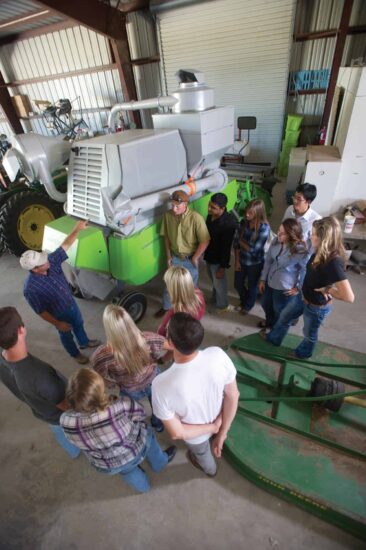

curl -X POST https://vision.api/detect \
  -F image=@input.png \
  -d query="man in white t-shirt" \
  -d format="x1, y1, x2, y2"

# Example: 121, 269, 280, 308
152, 313, 239, 477
283, 183, 321, 249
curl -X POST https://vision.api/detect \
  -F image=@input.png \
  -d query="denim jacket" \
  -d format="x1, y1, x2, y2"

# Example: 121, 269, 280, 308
260, 238, 309, 290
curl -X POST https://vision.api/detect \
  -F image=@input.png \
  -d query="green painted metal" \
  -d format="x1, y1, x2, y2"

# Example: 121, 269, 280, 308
43, 180, 239, 286
109, 220, 166, 285
225, 334, 366, 540
43, 216, 110, 273
235, 178, 273, 218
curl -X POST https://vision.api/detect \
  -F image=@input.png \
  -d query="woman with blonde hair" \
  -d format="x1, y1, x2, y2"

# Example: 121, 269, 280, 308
91, 304, 166, 432
157, 265, 206, 337
261, 216, 354, 358
234, 199, 270, 314
60, 368, 176, 493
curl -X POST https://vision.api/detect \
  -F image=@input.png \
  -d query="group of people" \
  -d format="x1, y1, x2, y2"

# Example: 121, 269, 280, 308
0, 180, 355, 494
155, 183, 354, 360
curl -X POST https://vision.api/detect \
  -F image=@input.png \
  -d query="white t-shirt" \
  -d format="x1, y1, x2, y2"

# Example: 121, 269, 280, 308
152, 347, 237, 444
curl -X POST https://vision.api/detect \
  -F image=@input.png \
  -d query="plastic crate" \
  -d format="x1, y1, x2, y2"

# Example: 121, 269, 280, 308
286, 114, 303, 132
289, 69, 330, 92
284, 129, 301, 146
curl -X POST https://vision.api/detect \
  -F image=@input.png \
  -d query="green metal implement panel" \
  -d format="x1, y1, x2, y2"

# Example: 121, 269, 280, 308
225, 334, 366, 539
109, 220, 166, 285
109, 180, 239, 285
43, 216, 110, 273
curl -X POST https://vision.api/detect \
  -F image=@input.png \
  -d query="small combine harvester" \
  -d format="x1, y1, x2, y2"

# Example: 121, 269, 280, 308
3, 69, 238, 319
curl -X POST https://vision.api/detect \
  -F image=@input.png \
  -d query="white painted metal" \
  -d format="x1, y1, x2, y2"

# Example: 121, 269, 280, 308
156, 0, 295, 163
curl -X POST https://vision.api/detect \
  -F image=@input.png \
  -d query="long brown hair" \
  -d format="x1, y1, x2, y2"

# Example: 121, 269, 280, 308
282, 218, 307, 255
66, 369, 111, 413
312, 216, 346, 266
243, 199, 267, 238
103, 304, 151, 375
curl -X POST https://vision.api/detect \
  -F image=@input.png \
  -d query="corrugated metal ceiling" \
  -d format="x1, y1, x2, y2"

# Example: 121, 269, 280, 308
0, 1, 65, 38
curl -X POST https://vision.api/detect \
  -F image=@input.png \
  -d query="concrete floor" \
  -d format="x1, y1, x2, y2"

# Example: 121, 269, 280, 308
0, 179, 365, 549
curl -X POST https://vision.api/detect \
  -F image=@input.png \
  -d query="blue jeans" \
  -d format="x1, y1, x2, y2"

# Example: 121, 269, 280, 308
96, 428, 168, 493
120, 382, 164, 432
206, 263, 228, 309
266, 293, 304, 346
261, 285, 299, 327
50, 424, 80, 458
294, 302, 332, 358
162, 255, 199, 310
234, 262, 263, 312
55, 299, 89, 357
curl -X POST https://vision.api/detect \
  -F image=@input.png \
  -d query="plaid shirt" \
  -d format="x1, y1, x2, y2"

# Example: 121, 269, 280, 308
24, 247, 74, 315
234, 221, 270, 266
60, 397, 148, 470
91, 332, 165, 392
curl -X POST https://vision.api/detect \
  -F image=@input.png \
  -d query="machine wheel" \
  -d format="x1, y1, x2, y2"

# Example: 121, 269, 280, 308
311, 377, 345, 412
112, 291, 147, 323
0, 190, 63, 256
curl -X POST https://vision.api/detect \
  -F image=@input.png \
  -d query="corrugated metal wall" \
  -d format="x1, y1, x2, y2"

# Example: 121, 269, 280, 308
0, 26, 124, 137
156, 0, 296, 163
127, 11, 162, 128
287, 0, 366, 144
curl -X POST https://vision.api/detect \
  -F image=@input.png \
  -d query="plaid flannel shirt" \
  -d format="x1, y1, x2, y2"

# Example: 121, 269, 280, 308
234, 221, 270, 266
60, 397, 148, 470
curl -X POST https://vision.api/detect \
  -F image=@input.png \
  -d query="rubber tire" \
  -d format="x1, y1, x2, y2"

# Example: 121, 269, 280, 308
112, 291, 147, 323
0, 190, 63, 256
311, 377, 345, 413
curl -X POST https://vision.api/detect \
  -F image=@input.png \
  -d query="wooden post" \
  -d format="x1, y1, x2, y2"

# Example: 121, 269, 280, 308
0, 72, 23, 134
321, 0, 354, 129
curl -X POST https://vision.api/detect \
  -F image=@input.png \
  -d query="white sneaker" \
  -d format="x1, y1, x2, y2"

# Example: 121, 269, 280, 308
216, 304, 236, 313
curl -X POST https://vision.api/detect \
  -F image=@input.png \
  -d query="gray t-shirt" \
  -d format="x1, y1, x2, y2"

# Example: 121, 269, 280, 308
0, 352, 67, 424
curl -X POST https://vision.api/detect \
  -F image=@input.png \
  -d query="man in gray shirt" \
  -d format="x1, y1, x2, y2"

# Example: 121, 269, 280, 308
0, 306, 79, 458
282, 183, 321, 249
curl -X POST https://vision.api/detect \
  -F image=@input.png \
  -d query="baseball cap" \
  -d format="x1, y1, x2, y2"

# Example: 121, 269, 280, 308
170, 190, 189, 203
20, 250, 48, 270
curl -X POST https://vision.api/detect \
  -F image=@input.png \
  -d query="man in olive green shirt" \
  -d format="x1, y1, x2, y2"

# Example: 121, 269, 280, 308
154, 190, 210, 317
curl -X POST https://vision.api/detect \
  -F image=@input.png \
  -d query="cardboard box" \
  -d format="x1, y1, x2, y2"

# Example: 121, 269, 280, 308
11, 94, 32, 118
306, 145, 341, 162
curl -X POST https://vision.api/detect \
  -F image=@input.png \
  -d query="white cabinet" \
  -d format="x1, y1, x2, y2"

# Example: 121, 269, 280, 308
305, 160, 341, 216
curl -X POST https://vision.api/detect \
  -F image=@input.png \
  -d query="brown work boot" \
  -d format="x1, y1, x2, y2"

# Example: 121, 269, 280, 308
80, 339, 101, 349
75, 353, 89, 364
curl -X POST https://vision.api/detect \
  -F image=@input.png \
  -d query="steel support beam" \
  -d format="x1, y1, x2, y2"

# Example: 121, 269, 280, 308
110, 40, 141, 128
36, 0, 127, 40
0, 71, 23, 134
321, 0, 354, 129
294, 24, 366, 42
0, 20, 77, 47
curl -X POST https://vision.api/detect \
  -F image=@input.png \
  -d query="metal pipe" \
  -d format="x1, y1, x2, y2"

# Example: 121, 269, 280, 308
108, 95, 178, 131
128, 168, 228, 214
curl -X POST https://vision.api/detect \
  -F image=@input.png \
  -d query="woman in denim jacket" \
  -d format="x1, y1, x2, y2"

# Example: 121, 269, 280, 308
261, 217, 354, 359
258, 218, 308, 329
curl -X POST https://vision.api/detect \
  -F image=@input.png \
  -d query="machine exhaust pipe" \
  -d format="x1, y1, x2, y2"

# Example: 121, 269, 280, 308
108, 96, 179, 132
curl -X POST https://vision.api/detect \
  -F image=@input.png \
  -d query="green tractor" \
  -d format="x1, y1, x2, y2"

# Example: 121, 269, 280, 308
0, 133, 69, 256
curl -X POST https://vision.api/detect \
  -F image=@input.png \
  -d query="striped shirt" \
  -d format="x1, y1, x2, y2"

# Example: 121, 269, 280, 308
24, 247, 73, 315
234, 221, 270, 266
91, 332, 165, 393
60, 397, 148, 470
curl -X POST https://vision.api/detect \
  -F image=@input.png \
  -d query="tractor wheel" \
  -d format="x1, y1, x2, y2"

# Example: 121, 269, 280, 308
112, 291, 147, 323
0, 190, 64, 256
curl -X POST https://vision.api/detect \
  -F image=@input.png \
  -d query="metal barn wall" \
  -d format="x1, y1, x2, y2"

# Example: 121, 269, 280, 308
127, 11, 162, 128
0, 25, 124, 137
287, 0, 366, 144
156, 0, 296, 164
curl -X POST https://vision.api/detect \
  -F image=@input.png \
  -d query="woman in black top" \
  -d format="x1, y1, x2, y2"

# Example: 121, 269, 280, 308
263, 216, 354, 358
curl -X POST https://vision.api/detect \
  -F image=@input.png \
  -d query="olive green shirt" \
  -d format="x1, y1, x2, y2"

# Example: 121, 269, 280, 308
160, 208, 210, 257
